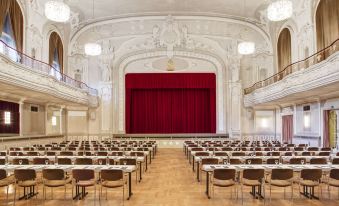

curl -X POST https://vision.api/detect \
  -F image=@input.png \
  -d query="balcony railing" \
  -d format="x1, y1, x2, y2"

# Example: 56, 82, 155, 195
0, 40, 98, 96
244, 38, 339, 95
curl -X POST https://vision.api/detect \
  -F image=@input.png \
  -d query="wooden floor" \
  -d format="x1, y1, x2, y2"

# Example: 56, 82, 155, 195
1, 148, 339, 206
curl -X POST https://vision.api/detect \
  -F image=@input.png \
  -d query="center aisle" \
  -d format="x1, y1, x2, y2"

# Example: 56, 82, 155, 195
124, 148, 211, 206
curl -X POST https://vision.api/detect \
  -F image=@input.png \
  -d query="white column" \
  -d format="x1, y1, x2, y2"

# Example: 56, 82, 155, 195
18, 101, 24, 137
45, 104, 49, 135
59, 107, 64, 135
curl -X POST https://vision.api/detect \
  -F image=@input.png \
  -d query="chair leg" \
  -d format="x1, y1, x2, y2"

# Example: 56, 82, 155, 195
64, 185, 67, 200
122, 185, 125, 206
94, 185, 96, 201
291, 184, 294, 203
241, 184, 244, 205
6, 185, 9, 205
13, 184, 16, 205
269, 185, 272, 202
106, 187, 108, 200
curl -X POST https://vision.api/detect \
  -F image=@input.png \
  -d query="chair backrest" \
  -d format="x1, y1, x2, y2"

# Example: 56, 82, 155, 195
255, 152, 263, 156
294, 147, 304, 151
13, 158, 29, 165
58, 158, 72, 165
130, 152, 144, 157
321, 147, 331, 151
308, 147, 319, 151
300, 169, 322, 181
243, 169, 264, 180
27, 151, 39, 156
111, 152, 124, 156
195, 152, 210, 157
332, 158, 339, 164
232, 152, 245, 156
0, 169, 7, 180
0, 152, 7, 156
245, 158, 263, 164
97, 152, 108, 156
43, 169, 65, 180
14, 169, 36, 181
119, 158, 137, 165
110, 147, 120, 151
72, 169, 95, 181
191, 148, 204, 151
213, 169, 236, 181
46, 152, 56, 156
266, 158, 280, 164
229, 158, 242, 164
289, 158, 306, 164
268, 152, 280, 156
271, 169, 293, 180
201, 158, 219, 165
214, 152, 228, 156
310, 158, 327, 164
301, 152, 312, 156
33, 158, 50, 165
100, 169, 123, 181
318, 152, 330, 156
75, 158, 93, 165
221, 147, 233, 151
60, 151, 74, 156
330, 169, 339, 180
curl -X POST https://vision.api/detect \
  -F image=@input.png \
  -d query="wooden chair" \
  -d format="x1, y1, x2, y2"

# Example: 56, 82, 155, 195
13, 169, 38, 203
60, 151, 74, 156
240, 169, 265, 203
211, 169, 237, 199
72, 169, 96, 200
42, 169, 71, 199
310, 158, 327, 164
99, 169, 125, 201
0, 169, 14, 204
33, 158, 50, 165
12, 158, 29, 165
327, 169, 339, 199
119, 158, 139, 183
269, 169, 294, 202
298, 169, 322, 199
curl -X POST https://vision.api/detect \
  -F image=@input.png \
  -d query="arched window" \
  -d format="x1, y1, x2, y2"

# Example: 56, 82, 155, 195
315, 0, 339, 53
49, 32, 63, 74
0, 0, 24, 62
277, 28, 291, 72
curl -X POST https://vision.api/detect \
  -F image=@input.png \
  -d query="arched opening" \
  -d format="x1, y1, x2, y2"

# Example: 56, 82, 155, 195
0, 0, 24, 62
277, 28, 292, 72
315, 0, 339, 54
49, 32, 64, 74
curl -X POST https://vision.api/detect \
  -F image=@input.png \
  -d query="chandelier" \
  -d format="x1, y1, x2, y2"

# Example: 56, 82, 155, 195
45, 1, 70, 22
84, 0, 102, 56
238, 42, 255, 55
267, 0, 293, 21
84, 43, 102, 56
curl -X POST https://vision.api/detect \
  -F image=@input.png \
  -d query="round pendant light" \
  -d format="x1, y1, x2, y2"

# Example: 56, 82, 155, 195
84, 43, 102, 56
238, 42, 255, 55
267, 0, 293, 22
45, 1, 70, 22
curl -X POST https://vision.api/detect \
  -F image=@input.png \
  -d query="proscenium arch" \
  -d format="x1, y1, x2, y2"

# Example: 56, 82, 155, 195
68, 15, 272, 55
115, 50, 228, 134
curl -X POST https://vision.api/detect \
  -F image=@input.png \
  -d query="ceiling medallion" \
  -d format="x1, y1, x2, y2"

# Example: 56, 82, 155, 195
267, 0, 293, 21
45, 1, 70, 22
238, 42, 255, 55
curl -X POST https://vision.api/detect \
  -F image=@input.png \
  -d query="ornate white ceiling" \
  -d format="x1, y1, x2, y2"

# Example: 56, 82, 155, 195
64, 0, 267, 22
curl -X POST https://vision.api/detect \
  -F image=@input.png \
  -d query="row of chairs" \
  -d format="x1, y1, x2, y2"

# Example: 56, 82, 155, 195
0, 168, 126, 204
208, 168, 339, 201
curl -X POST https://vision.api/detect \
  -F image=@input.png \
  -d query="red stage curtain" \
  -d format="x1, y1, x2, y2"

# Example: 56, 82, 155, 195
0, 100, 20, 134
125, 73, 216, 134
282, 115, 293, 144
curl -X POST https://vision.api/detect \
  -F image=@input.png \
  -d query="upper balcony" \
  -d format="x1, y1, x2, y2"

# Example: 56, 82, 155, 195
0, 40, 98, 107
244, 39, 339, 108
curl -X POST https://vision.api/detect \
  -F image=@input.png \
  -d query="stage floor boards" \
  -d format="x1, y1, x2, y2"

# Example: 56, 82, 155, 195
1, 148, 339, 206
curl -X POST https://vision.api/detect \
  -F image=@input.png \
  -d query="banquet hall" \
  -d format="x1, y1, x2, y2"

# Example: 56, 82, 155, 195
0, 0, 338, 205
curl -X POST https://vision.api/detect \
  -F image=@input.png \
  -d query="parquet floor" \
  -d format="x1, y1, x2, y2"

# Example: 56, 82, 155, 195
1, 148, 339, 206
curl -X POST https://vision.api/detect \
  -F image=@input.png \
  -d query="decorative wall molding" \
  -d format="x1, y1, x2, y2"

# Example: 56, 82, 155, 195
244, 52, 339, 107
